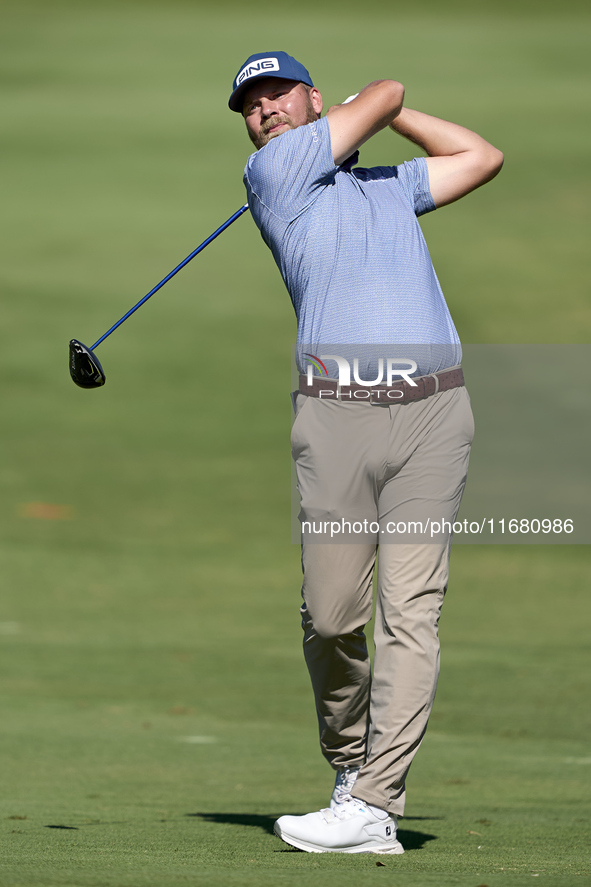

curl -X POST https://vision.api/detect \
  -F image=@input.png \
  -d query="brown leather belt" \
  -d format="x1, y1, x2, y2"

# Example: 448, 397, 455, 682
299, 367, 464, 405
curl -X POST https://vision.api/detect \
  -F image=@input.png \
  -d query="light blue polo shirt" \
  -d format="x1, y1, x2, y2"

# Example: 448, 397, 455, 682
244, 115, 461, 377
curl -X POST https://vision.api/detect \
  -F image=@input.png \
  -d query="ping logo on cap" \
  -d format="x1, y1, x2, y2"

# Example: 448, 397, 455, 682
236, 57, 280, 86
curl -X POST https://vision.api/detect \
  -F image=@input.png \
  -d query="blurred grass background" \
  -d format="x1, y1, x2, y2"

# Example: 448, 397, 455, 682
0, 0, 589, 884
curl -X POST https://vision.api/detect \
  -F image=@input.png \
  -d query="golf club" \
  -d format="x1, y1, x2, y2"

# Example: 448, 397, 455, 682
69, 203, 250, 388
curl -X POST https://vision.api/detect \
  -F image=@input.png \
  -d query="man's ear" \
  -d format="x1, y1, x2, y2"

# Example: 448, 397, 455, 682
310, 87, 323, 116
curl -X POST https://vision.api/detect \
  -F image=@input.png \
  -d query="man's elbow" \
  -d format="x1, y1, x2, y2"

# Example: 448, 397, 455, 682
467, 146, 503, 190
381, 79, 405, 110
367, 79, 405, 115
385, 79, 405, 99
483, 146, 504, 181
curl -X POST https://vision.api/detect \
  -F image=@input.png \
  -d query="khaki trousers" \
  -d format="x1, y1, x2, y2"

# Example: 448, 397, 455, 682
291, 385, 474, 816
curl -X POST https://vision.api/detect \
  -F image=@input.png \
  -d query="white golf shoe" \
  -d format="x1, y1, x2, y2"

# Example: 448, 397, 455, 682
330, 765, 360, 808
274, 796, 405, 854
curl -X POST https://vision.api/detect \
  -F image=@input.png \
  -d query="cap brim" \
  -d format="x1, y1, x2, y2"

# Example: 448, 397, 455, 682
229, 73, 271, 112
229, 75, 305, 112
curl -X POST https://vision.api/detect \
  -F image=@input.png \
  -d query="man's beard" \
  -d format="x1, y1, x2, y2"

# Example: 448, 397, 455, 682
249, 93, 318, 150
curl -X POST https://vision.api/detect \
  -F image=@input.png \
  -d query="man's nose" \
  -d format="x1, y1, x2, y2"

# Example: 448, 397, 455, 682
260, 97, 279, 118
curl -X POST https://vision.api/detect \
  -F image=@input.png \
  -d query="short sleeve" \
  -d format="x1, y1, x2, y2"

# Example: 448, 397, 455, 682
244, 116, 338, 223
395, 157, 436, 217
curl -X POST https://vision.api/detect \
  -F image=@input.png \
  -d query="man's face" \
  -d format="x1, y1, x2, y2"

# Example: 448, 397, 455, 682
242, 78, 322, 150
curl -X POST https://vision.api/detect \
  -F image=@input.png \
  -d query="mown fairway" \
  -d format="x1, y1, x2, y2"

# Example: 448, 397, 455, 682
1, 1, 589, 885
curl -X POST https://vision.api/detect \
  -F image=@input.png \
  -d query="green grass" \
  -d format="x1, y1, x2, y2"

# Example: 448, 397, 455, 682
1, 547, 589, 885
1, 1, 590, 884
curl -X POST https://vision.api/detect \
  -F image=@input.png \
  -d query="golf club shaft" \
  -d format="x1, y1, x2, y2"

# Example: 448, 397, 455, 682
91, 204, 250, 351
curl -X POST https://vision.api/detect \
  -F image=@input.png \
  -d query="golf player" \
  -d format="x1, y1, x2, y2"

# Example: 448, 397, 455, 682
229, 52, 503, 854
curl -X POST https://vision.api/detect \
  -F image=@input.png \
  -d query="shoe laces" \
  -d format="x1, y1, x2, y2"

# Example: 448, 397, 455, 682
322, 797, 369, 822
333, 766, 360, 804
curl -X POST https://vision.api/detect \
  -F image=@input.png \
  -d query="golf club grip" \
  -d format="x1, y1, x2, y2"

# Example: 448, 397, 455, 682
91, 204, 250, 351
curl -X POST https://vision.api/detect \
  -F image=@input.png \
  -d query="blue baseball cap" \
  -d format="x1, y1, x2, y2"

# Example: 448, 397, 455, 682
229, 51, 314, 113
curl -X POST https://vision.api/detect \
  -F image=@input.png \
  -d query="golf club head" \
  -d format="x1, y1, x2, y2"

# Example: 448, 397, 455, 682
69, 339, 106, 389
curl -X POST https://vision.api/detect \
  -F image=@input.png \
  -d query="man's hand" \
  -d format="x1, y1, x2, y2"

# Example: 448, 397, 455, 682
390, 108, 504, 207
326, 80, 404, 166
327, 94, 358, 115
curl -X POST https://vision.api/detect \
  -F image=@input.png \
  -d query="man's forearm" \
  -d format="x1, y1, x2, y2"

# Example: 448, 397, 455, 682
390, 107, 495, 158
390, 107, 504, 207
326, 80, 405, 166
